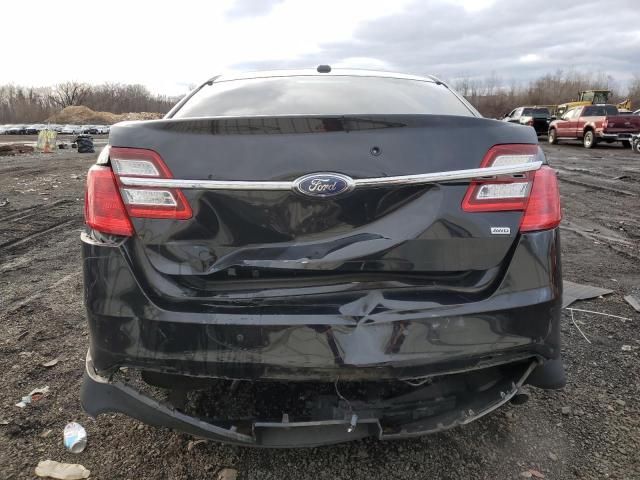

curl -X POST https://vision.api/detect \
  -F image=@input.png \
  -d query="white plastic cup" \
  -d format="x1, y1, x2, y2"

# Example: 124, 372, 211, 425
63, 422, 87, 453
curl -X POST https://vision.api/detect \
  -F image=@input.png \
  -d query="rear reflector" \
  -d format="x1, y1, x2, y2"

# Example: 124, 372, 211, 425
109, 147, 192, 220
462, 144, 561, 232
84, 165, 134, 236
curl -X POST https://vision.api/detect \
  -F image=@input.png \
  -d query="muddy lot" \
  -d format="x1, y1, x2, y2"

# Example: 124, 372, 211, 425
0, 142, 638, 480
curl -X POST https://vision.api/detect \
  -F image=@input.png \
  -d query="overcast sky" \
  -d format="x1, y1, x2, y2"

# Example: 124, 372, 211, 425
3, 0, 639, 95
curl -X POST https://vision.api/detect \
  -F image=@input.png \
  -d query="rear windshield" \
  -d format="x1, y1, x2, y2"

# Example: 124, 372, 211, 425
583, 105, 619, 116
172, 76, 476, 118
522, 108, 549, 116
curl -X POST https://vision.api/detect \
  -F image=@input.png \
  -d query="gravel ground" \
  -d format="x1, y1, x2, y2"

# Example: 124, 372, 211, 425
0, 141, 638, 480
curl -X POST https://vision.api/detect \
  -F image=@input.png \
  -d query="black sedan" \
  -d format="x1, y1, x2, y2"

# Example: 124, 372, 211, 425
80, 67, 564, 447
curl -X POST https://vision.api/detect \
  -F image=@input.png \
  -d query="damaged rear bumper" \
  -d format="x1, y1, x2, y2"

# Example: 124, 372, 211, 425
81, 352, 540, 447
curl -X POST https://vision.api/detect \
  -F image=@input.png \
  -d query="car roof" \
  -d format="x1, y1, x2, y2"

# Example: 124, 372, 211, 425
210, 68, 440, 84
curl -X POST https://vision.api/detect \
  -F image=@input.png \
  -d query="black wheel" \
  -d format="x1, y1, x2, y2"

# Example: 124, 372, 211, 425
583, 130, 596, 149
548, 128, 558, 145
621, 140, 631, 149
634, 139, 640, 154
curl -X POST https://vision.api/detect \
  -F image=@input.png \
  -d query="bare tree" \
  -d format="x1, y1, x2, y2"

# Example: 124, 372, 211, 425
49, 81, 91, 108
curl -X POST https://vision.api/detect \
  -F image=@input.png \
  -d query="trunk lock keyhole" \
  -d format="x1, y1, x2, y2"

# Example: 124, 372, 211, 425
370, 146, 381, 156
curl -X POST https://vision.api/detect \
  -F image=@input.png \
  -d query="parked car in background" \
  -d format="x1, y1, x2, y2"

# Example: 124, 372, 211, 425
502, 106, 551, 136
548, 104, 640, 148
0, 125, 9, 134
7, 124, 26, 134
24, 124, 48, 134
85, 125, 110, 135
81, 68, 564, 447
61, 125, 82, 135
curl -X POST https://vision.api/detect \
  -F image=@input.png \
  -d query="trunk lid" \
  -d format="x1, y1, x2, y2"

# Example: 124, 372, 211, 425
108, 115, 539, 292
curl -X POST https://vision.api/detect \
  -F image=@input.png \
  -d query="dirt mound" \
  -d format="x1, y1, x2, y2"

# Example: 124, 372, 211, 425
46, 106, 164, 125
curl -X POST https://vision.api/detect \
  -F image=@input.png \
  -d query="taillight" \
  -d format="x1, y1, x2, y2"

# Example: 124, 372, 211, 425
109, 147, 192, 220
85, 165, 134, 236
84, 147, 192, 236
462, 144, 561, 232
520, 166, 562, 232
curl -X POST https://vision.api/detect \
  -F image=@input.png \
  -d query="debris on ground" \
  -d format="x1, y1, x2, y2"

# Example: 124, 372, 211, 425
0, 144, 35, 156
567, 307, 631, 322
15, 386, 50, 408
187, 439, 207, 452
623, 294, 640, 312
561, 406, 571, 415
41, 358, 59, 368
34, 460, 90, 480
63, 422, 87, 453
621, 345, 633, 351
216, 468, 238, 480
568, 309, 591, 344
562, 280, 613, 308
75, 135, 94, 154
0, 198, 8, 207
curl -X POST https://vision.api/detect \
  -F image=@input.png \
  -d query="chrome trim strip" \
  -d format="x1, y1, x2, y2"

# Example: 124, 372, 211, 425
353, 161, 541, 187
118, 161, 542, 191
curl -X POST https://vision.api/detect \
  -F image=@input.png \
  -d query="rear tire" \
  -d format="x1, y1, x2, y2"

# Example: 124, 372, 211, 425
634, 139, 640, 155
621, 140, 631, 149
583, 130, 596, 149
548, 128, 558, 145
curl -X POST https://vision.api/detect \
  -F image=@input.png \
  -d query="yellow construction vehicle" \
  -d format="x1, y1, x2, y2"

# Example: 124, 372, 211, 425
556, 90, 632, 116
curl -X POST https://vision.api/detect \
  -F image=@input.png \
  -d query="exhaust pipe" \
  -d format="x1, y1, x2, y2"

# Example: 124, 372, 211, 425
510, 387, 530, 405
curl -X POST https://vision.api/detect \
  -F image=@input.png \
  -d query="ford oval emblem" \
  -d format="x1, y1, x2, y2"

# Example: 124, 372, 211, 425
293, 172, 355, 198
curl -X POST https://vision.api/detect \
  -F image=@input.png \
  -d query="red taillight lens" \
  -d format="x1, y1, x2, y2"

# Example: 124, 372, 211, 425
84, 165, 134, 236
520, 166, 562, 232
109, 147, 192, 220
462, 144, 561, 232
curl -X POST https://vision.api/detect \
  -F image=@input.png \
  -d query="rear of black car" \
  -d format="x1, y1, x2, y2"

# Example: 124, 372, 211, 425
521, 107, 552, 136
80, 70, 564, 447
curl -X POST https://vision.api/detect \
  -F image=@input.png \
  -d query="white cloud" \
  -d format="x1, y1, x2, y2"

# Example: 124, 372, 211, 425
0, 0, 411, 95
519, 54, 541, 63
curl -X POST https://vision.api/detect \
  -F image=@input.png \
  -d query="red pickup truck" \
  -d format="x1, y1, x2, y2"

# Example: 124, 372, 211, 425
548, 104, 640, 148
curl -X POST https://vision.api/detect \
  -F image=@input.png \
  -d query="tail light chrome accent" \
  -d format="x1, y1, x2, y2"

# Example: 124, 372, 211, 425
118, 162, 542, 190
109, 147, 192, 220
